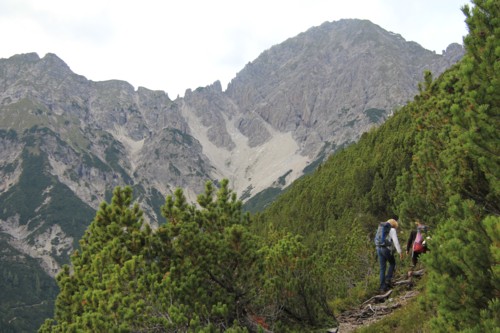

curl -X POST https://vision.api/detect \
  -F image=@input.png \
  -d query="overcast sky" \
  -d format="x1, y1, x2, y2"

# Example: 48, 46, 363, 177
1, 0, 471, 98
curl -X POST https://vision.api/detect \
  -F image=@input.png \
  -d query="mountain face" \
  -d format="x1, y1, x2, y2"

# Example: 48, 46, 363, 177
0, 19, 463, 331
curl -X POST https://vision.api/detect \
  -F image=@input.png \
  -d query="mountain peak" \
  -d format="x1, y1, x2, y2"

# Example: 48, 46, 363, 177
39, 52, 74, 75
6, 52, 41, 63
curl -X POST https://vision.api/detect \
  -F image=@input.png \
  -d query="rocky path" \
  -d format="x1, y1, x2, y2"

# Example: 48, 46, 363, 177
330, 269, 424, 332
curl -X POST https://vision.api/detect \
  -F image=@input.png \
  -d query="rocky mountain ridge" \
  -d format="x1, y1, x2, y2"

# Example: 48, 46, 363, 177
0, 19, 464, 331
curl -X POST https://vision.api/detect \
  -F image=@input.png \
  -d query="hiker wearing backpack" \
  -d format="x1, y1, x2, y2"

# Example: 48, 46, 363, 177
375, 219, 403, 292
406, 220, 429, 267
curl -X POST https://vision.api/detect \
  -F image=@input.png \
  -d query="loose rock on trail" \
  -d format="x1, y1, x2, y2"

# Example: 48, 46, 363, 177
329, 269, 424, 332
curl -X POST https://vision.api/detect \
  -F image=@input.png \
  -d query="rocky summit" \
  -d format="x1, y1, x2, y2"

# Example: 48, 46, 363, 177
0, 19, 463, 330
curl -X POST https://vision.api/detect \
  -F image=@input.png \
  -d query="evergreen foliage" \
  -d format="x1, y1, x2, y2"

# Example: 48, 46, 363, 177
41, 181, 334, 332
40, 186, 165, 332
397, 1, 499, 330
40, 1, 498, 331
158, 180, 263, 330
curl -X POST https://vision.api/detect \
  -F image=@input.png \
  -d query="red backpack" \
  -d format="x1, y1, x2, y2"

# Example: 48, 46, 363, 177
412, 227, 427, 253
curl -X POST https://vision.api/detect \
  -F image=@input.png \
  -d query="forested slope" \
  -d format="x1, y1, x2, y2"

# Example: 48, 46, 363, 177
255, 0, 499, 331
39, 1, 498, 332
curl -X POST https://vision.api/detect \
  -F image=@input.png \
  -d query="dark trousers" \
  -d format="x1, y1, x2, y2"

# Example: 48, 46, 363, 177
377, 246, 396, 291
411, 251, 422, 266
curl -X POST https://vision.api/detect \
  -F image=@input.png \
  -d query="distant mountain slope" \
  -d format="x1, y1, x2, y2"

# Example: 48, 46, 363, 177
0, 19, 463, 331
186, 20, 463, 199
226, 20, 462, 153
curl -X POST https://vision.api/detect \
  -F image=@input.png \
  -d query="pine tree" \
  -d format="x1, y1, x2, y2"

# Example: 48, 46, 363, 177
160, 179, 264, 331
260, 232, 336, 330
39, 186, 167, 332
424, 198, 498, 331
457, 0, 500, 215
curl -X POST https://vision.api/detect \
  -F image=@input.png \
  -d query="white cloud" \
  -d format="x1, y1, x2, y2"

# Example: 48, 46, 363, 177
0, 0, 470, 98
